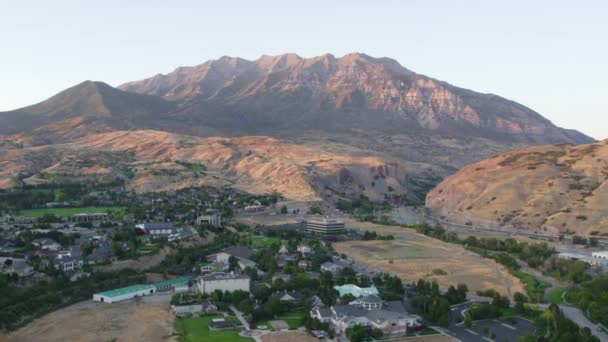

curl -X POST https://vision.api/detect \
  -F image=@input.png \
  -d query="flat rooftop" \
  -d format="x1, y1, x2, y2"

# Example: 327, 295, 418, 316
95, 284, 155, 298
153, 276, 192, 288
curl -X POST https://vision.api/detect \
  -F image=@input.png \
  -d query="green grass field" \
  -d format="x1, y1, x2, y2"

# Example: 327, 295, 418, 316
276, 310, 305, 329
547, 287, 567, 305
417, 327, 441, 336
19, 206, 124, 218
175, 315, 251, 342
240, 235, 282, 248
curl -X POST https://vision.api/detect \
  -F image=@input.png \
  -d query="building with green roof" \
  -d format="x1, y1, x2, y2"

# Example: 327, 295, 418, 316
153, 276, 192, 292
93, 284, 156, 303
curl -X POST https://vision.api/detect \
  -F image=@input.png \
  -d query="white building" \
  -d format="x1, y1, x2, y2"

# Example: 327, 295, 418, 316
197, 272, 250, 294
592, 251, 608, 260
297, 244, 312, 254
306, 218, 346, 235
196, 209, 222, 228
93, 284, 156, 303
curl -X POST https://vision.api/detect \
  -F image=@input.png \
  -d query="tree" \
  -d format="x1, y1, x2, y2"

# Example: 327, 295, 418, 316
228, 255, 239, 272
54, 190, 65, 203
280, 205, 288, 214
264, 295, 283, 317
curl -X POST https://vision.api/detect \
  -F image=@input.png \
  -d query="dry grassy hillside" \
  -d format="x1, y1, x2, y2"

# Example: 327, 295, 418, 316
426, 140, 608, 236
0, 130, 424, 201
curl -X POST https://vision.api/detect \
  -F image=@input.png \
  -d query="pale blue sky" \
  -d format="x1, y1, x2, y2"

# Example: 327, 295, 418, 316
1, 0, 606, 139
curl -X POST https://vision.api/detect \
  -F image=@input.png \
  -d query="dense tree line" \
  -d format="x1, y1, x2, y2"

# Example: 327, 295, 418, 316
0, 269, 143, 330
411, 279, 468, 327
518, 304, 599, 342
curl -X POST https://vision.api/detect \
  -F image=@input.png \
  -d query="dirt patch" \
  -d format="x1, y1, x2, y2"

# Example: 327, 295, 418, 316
336, 220, 525, 299
5, 297, 175, 342
261, 330, 320, 342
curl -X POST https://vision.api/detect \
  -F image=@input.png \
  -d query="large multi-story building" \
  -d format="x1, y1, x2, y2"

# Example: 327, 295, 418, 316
306, 218, 346, 235
197, 272, 250, 294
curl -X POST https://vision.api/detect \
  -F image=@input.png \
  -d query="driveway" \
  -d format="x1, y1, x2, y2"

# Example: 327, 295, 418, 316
230, 305, 251, 331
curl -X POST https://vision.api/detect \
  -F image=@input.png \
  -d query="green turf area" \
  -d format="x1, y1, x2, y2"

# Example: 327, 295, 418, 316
19, 206, 124, 218
417, 327, 441, 335
547, 287, 566, 304
275, 310, 304, 329
514, 270, 549, 303
175, 315, 251, 342
240, 235, 280, 248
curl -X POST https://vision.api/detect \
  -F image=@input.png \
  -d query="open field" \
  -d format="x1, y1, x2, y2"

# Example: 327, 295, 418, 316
336, 220, 525, 298
3, 296, 174, 342
19, 206, 124, 217
175, 315, 251, 342
261, 331, 324, 342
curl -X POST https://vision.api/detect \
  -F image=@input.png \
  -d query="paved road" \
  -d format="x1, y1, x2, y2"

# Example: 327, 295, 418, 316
229, 305, 251, 331
537, 304, 608, 342
422, 213, 608, 247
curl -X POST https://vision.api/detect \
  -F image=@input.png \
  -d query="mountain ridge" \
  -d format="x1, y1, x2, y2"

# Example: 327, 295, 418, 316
0, 52, 596, 202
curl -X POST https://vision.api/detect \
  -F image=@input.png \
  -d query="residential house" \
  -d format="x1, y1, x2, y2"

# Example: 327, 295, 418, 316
0, 257, 33, 277
31, 238, 61, 251
334, 284, 379, 298
207, 246, 256, 269
276, 290, 304, 303
298, 260, 311, 269
297, 244, 313, 255
320, 261, 344, 274
197, 272, 250, 294
172, 304, 203, 317
277, 254, 297, 268
196, 210, 222, 228
310, 297, 421, 337
135, 222, 183, 240
202, 298, 218, 313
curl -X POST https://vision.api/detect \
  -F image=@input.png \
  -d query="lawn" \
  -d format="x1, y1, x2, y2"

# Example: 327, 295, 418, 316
240, 235, 281, 248
275, 310, 305, 329
19, 206, 124, 218
174, 315, 251, 342
547, 287, 566, 305
417, 327, 441, 335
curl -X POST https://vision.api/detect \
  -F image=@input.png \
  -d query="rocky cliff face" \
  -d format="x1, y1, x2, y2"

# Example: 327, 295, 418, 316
120, 52, 592, 144
426, 140, 608, 236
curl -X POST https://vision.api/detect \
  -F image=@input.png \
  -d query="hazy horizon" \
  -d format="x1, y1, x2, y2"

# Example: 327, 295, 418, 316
1, 0, 606, 140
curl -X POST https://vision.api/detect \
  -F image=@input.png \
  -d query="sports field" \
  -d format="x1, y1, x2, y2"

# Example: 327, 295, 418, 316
175, 315, 251, 342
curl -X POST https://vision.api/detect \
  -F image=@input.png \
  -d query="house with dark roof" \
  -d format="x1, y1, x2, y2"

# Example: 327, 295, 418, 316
276, 290, 304, 303
310, 297, 421, 337
207, 246, 256, 269
31, 238, 61, 251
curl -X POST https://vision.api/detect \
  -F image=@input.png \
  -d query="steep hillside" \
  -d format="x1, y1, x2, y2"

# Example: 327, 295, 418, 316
0, 130, 434, 202
426, 140, 608, 236
0, 81, 175, 139
120, 52, 592, 145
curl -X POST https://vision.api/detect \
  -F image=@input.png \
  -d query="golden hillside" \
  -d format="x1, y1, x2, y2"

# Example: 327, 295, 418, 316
426, 140, 608, 236
0, 130, 419, 201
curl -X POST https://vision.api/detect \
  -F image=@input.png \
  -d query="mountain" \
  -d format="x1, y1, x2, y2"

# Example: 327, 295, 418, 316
0, 53, 596, 201
0, 81, 175, 145
426, 140, 608, 236
119, 52, 593, 144
0, 130, 424, 202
